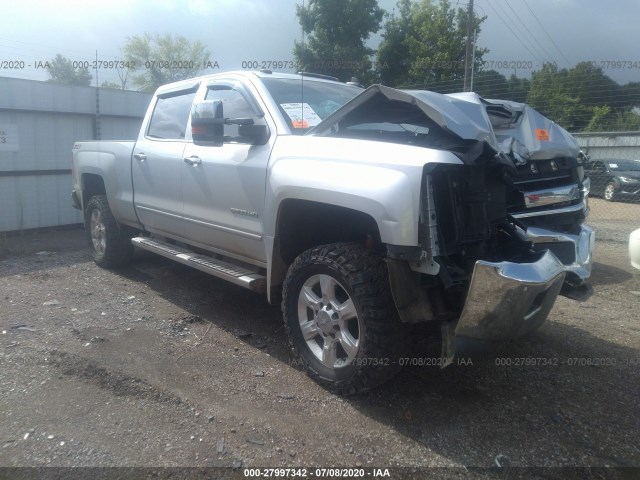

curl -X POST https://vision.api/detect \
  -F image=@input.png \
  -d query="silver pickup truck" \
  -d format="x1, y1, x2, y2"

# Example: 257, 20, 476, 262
72, 71, 593, 394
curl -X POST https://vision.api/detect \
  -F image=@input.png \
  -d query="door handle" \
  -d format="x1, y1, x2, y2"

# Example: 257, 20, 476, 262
183, 156, 202, 166
133, 153, 147, 162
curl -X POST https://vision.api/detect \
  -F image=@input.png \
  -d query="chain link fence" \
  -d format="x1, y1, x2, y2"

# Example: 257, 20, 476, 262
573, 132, 640, 246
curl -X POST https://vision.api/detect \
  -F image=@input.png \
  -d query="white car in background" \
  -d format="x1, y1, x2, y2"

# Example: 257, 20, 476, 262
631, 228, 640, 270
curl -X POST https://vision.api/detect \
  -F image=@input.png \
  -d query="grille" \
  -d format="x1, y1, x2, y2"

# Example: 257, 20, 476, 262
510, 157, 580, 213
513, 158, 575, 190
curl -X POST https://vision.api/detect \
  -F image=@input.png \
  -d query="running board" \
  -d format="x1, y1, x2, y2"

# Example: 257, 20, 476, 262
131, 237, 266, 293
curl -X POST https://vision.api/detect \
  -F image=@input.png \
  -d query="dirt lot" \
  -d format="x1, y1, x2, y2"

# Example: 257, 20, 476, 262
1, 198, 639, 478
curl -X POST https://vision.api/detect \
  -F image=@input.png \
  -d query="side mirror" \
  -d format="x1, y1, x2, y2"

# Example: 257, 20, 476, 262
191, 100, 224, 145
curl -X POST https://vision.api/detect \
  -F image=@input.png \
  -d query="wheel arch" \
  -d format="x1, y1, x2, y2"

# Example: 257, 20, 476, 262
81, 173, 106, 214
268, 199, 382, 303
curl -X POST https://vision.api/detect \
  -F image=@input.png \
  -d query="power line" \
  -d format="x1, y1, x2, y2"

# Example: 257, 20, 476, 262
521, 0, 572, 66
503, 0, 558, 63
483, 0, 544, 65
488, 0, 550, 63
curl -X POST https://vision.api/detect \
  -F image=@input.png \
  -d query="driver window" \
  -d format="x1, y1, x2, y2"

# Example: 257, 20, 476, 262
205, 86, 263, 142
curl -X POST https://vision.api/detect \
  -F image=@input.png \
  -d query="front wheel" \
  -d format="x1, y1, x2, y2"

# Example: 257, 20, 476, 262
84, 195, 133, 268
282, 243, 405, 394
604, 182, 618, 201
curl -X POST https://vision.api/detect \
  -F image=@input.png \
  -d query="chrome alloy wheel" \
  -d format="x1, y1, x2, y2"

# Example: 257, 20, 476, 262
90, 209, 107, 255
297, 274, 361, 368
604, 182, 616, 201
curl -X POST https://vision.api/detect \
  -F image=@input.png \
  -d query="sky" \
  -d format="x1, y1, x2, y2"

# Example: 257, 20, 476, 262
1, 0, 639, 87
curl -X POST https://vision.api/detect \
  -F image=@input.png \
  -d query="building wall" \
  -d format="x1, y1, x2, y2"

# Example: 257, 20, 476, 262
574, 132, 640, 161
0, 77, 151, 232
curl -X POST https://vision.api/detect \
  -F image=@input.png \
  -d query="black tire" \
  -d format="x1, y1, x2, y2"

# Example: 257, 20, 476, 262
282, 243, 405, 394
604, 181, 618, 201
84, 195, 133, 268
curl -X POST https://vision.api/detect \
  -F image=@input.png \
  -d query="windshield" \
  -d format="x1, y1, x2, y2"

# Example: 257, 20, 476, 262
607, 160, 640, 171
261, 78, 362, 135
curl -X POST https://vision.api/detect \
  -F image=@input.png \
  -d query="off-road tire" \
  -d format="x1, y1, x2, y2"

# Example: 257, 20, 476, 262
85, 195, 133, 268
282, 243, 405, 395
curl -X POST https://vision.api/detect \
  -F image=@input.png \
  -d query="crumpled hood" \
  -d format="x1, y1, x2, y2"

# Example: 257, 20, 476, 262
309, 85, 498, 148
484, 97, 580, 161
309, 85, 579, 164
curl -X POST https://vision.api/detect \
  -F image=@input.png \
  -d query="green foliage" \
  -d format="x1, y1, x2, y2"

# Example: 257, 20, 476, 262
524, 62, 640, 132
123, 33, 210, 92
293, 0, 384, 84
506, 75, 530, 103
567, 62, 617, 108
376, 0, 487, 91
584, 106, 640, 132
526, 63, 589, 131
616, 82, 640, 109
370, 3, 639, 132
584, 105, 612, 132
46, 54, 92, 86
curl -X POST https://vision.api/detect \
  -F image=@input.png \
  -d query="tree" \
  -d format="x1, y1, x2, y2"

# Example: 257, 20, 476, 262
123, 33, 210, 92
376, 0, 487, 91
473, 70, 509, 99
46, 54, 92, 86
525, 62, 635, 132
293, 0, 384, 84
506, 74, 530, 103
584, 105, 612, 132
617, 81, 640, 110
567, 62, 618, 109
526, 63, 590, 131
471, 71, 530, 102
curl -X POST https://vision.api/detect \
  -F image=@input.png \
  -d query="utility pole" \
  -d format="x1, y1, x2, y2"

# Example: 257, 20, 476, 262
463, 0, 474, 92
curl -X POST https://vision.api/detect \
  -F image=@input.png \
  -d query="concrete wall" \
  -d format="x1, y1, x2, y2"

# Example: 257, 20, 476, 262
0, 77, 151, 232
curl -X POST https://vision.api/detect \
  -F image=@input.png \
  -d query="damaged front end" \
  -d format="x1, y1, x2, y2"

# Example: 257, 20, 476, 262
418, 155, 566, 363
312, 84, 574, 361
461, 94, 594, 287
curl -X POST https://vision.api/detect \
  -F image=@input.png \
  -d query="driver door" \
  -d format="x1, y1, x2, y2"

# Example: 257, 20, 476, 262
181, 82, 273, 265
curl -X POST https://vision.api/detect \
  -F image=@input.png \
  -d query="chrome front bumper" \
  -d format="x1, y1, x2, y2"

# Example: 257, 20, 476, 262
526, 223, 595, 286
442, 250, 565, 364
454, 250, 565, 342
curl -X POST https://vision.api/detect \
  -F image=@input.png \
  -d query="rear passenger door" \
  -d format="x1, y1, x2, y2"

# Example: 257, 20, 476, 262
132, 86, 197, 236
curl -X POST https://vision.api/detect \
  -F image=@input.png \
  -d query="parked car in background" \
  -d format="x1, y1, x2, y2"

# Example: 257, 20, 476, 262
584, 159, 640, 201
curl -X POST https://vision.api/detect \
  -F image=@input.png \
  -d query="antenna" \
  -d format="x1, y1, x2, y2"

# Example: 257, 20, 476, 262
95, 50, 101, 140
301, 0, 305, 128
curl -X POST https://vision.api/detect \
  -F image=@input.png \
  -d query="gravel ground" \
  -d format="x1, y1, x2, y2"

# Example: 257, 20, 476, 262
1, 199, 639, 479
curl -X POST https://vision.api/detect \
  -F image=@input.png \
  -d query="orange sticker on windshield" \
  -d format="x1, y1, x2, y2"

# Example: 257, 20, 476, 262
535, 129, 550, 141
292, 120, 309, 129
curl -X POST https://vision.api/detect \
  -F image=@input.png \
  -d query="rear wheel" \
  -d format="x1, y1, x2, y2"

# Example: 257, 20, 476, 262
282, 243, 405, 394
85, 195, 133, 267
604, 182, 618, 201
